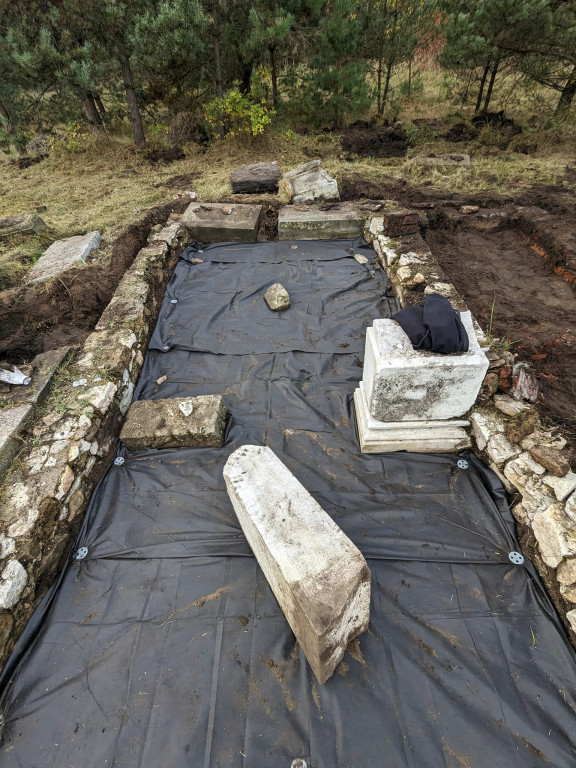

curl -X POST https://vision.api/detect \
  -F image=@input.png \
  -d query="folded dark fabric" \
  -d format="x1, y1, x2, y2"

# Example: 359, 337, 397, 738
391, 293, 469, 354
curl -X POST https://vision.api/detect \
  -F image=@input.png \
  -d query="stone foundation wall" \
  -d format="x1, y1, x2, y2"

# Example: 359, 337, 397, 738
0, 214, 187, 669
364, 213, 576, 645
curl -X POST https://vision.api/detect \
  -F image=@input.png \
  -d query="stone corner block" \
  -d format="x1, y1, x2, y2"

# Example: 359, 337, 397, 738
282, 160, 339, 204
363, 312, 489, 422
120, 395, 227, 449
223, 445, 371, 685
181, 203, 262, 243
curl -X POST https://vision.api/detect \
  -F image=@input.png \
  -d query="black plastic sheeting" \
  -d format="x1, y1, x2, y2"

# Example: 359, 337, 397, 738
1, 238, 576, 767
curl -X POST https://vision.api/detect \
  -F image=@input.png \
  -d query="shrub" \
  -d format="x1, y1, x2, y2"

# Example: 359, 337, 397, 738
204, 86, 275, 138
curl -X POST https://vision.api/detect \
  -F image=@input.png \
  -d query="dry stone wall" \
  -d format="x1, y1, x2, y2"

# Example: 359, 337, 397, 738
0, 215, 186, 668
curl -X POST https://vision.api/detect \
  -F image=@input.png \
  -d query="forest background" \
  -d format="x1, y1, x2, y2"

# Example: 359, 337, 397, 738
1, 0, 576, 288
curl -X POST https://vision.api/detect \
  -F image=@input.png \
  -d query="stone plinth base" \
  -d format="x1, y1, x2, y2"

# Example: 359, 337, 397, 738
354, 383, 471, 453
181, 202, 262, 243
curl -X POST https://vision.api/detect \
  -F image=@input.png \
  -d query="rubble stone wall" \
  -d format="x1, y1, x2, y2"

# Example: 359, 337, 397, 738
0, 215, 187, 669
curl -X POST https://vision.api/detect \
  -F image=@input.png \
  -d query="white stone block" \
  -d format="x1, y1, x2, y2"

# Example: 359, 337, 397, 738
533, 503, 576, 568
542, 471, 576, 502
354, 384, 470, 454
0, 560, 28, 609
223, 445, 370, 684
362, 313, 489, 423
486, 434, 520, 466
469, 411, 504, 451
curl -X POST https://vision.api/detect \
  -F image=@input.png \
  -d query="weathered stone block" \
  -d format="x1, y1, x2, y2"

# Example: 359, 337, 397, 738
181, 202, 261, 243
223, 445, 371, 684
533, 503, 576, 568
0, 214, 47, 239
0, 560, 28, 609
120, 395, 227, 449
231, 161, 281, 194
282, 159, 339, 203
0, 404, 33, 475
354, 384, 470, 453
542, 471, 576, 502
26, 231, 101, 284
383, 209, 420, 237
469, 411, 505, 452
486, 434, 520, 466
362, 312, 489, 422
278, 203, 363, 241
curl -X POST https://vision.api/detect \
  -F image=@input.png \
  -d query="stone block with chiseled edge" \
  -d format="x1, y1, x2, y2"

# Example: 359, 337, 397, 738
223, 445, 371, 684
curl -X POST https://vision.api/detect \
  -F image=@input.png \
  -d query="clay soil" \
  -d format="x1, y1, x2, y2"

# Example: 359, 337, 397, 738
425, 225, 576, 444
0, 199, 188, 364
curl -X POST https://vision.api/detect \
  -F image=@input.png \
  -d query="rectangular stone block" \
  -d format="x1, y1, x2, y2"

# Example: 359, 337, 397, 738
231, 161, 280, 194
224, 445, 371, 684
362, 312, 489, 422
278, 203, 363, 240
120, 395, 227, 449
354, 385, 470, 453
26, 232, 101, 284
180, 203, 262, 243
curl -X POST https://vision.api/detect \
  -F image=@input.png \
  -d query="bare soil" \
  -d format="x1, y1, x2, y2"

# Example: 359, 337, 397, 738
0, 199, 188, 364
425, 225, 576, 444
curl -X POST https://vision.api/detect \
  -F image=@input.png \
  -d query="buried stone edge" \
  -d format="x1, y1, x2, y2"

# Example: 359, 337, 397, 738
0, 213, 187, 672
364, 213, 576, 645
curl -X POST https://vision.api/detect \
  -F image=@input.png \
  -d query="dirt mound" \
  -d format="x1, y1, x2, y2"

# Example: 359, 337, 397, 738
155, 172, 201, 190
341, 121, 408, 158
144, 146, 186, 165
0, 199, 189, 364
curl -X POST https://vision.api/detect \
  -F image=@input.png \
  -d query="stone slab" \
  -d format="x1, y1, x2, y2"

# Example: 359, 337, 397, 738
354, 385, 470, 453
362, 312, 489, 422
180, 203, 262, 243
231, 161, 281, 194
26, 231, 101, 284
120, 395, 227, 449
278, 203, 363, 240
0, 346, 72, 408
223, 445, 371, 684
0, 214, 47, 239
0, 404, 34, 475
282, 159, 339, 204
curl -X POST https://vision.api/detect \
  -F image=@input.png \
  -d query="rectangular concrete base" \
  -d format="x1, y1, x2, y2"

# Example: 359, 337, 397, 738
278, 203, 363, 240
180, 202, 262, 243
354, 384, 471, 453
224, 445, 371, 684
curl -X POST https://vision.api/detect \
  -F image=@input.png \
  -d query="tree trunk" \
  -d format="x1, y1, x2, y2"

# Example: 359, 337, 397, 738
474, 64, 491, 114
121, 59, 145, 146
482, 59, 500, 114
270, 45, 278, 108
382, 59, 393, 110
239, 62, 252, 94
82, 91, 104, 131
556, 65, 576, 114
94, 94, 107, 120
212, 3, 223, 98
376, 44, 384, 113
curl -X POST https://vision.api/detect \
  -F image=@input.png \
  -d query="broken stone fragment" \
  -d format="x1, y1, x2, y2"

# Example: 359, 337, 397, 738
26, 231, 101, 285
120, 395, 227, 449
0, 214, 47, 239
264, 283, 290, 311
529, 444, 572, 478
532, 503, 576, 568
282, 159, 339, 204
511, 362, 539, 403
223, 445, 371, 685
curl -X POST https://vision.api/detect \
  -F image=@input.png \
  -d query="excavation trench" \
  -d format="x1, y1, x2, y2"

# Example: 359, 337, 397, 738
0, 219, 575, 766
